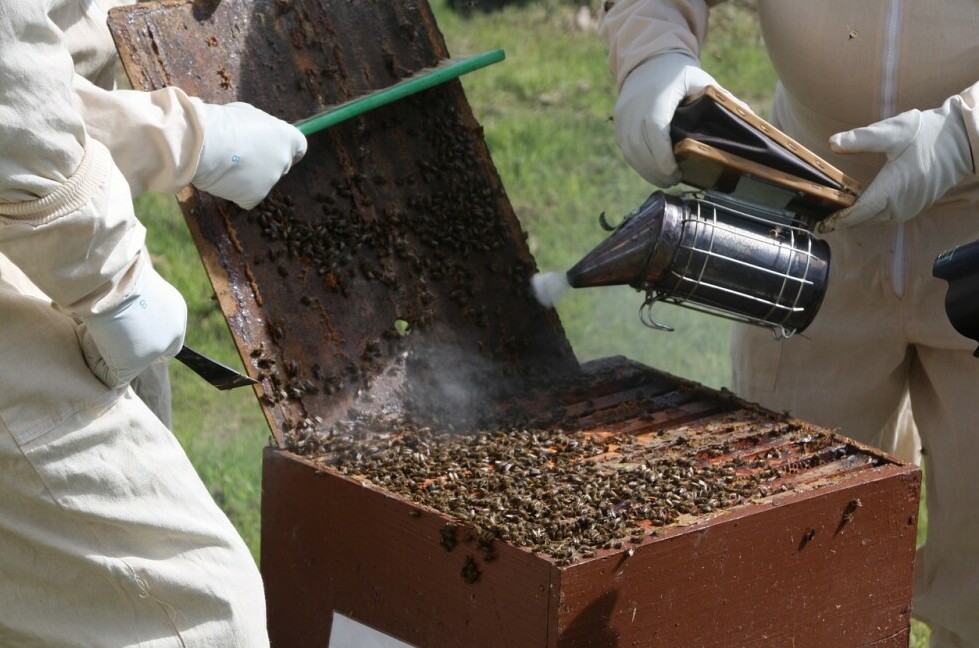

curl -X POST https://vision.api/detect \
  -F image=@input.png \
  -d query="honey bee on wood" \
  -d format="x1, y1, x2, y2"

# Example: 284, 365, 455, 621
460, 555, 480, 584
798, 527, 817, 550
835, 498, 863, 535
439, 523, 458, 552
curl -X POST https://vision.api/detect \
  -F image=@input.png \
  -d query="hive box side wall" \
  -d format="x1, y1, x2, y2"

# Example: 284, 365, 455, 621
262, 448, 557, 648
263, 445, 919, 648
552, 466, 920, 648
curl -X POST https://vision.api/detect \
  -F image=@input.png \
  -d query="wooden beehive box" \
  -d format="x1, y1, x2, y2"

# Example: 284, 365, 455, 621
108, 2, 921, 646
261, 359, 920, 648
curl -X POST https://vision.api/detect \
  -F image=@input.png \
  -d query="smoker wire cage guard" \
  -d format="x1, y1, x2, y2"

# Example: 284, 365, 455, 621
641, 192, 830, 338
567, 191, 831, 340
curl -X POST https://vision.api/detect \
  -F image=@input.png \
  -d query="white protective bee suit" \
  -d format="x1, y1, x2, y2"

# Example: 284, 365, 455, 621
0, 1, 305, 646
599, 1, 979, 646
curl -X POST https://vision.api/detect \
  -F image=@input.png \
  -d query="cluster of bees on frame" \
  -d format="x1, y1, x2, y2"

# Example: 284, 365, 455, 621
242, 88, 552, 412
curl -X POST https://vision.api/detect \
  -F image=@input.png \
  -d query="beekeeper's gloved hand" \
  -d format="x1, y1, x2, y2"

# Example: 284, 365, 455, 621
192, 102, 307, 210
613, 51, 718, 188
77, 265, 187, 389
819, 95, 976, 232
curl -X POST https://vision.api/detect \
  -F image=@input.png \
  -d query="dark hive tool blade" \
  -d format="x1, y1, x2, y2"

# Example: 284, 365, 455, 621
174, 345, 257, 391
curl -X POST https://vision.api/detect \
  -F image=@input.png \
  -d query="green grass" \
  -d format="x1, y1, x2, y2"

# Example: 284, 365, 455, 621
137, 1, 929, 644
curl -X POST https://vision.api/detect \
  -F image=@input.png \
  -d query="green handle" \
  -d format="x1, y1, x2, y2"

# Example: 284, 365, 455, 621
294, 49, 505, 136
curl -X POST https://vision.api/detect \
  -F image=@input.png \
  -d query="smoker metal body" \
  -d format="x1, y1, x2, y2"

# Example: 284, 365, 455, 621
568, 192, 831, 338
108, 2, 919, 647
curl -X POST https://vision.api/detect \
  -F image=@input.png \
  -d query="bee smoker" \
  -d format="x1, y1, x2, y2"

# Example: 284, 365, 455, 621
564, 85, 861, 338
566, 190, 831, 338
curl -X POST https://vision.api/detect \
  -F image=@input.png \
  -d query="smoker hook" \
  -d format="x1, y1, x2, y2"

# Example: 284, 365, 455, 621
639, 292, 675, 332
772, 324, 796, 341
598, 210, 618, 232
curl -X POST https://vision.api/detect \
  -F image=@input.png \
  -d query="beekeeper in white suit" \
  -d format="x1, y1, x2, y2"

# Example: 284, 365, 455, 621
599, 1, 979, 646
0, 0, 306, 645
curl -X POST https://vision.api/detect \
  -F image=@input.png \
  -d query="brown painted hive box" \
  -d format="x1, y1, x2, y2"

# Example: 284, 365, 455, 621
108, 1, 921, 646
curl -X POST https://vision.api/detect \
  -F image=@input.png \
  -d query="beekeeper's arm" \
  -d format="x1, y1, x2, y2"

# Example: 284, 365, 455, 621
598, 0, 732, 187
0, 1, 184, 388
72, 74, 307, 210
819, 82, 979, 232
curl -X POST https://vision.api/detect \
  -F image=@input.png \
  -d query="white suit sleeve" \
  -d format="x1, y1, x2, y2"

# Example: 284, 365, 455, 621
72, 75, 209, 196
0, 2, 147, 318
960, 81, 979, 174
598, 0, 714, 90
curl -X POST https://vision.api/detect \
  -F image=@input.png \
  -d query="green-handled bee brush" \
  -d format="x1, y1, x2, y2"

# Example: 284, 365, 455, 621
294, 49, 505, 136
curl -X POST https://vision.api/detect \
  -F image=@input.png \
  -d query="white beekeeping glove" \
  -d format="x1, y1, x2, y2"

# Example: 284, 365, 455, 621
77, 265, 187, 389
193, 102, 308, 210
819, 95, 976, 232
613, 51, 718, 188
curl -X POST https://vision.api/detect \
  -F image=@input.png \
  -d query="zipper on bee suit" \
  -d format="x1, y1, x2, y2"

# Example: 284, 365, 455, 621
882, 0, 906, 299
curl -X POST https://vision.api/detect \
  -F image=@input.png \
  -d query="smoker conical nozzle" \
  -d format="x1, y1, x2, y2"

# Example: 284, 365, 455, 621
567, 192, 677, 289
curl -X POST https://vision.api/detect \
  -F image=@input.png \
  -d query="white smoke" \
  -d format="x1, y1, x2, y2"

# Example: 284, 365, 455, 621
531, 271, 571, 308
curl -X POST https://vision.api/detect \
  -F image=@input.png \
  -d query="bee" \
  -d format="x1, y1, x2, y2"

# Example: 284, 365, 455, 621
842, 498, 862, 524
798, 527, 817, 550
835, 498, 863, 535
460, 556, 481, 584
268, 320, 285, 343
439, 524, 458, 552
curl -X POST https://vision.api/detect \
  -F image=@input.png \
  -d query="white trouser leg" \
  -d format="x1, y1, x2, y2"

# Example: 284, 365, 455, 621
909, 346, 979, 646
883, 391, 922, 466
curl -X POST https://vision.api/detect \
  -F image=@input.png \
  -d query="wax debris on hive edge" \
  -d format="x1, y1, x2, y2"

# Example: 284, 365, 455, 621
531, 271, 571, 308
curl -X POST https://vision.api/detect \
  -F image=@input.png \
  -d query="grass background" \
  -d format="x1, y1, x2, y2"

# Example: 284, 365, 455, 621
137, 1, 928, 643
